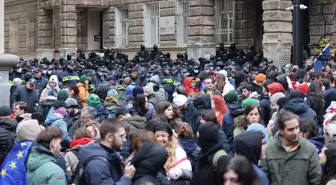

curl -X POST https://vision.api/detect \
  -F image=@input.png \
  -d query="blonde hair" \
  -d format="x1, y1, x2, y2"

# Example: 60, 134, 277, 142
85, 120, 100, 140
164, 136, 178, 170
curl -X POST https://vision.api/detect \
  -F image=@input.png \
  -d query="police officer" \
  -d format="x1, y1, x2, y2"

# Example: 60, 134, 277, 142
62, 61, 79, 86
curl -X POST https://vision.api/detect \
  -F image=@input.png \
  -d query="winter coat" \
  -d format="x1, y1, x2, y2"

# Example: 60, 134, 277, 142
179, 139, 200, 171
62, 69, 79, 86
11, 86, 38, 113
191, 94, 212, 133
218, 129, 230, 154
96, 105, 111, 122
260, 95, 271, 125
78, 142, 132, 185
67, 110, 81, 138
280, 98, 317, 123
222, 103, 244, 153
104, 100, 122, 118
77, 82, 89, 107
26, 146, 67, 185
235, 131, 269, 185
45, 108, 71, 145
131, 140, 168, 182
72, 95, 83, 109
34, 76, 48, 97
122, 116, 147, 136
305, 95, 325, 125
0, 119, 18, 165
184, 77, 199, 95
64, 137, 93, 175
40, 75, 60, 102
36, 96, 57, 117
309, 137, 325, 154
180, 98, 194, 125
263, 137, 321, 185
323, 87, 336, 110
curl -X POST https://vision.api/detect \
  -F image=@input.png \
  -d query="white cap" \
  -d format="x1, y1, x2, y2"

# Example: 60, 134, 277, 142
173, 94, 188, 107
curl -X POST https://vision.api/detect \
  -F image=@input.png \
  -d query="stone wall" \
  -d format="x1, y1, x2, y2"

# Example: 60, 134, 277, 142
77, 8, 88, 50
309, 1, 336, 50
4, 0, 38, 53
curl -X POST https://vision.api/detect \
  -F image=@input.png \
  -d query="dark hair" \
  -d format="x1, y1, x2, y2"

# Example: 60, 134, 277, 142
99, 118, 124, 140
178, 123, 195, 139
277, 111, 298, 130
241, 84, 252, 92
156, 101, 173, 122
133, 94, 148, 117
13, 101, 28, 113
201, 110, 218, 124
320, 142, 336, 185
307, 82, 325, 110
224, 156, 259, 185
73, 127, 93, 140
130, 130, 156, 153
299, 118, 317, 139
277, 96, 289, 110
176, 86, 187, 96
36, 126, 63, 149
69, 85, 79, 95
244, 104, 262, 124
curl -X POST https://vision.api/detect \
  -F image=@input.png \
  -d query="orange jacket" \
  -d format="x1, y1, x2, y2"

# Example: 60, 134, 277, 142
77, 82, 89, 107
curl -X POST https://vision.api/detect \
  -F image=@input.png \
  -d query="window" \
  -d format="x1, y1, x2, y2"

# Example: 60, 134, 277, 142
115, 8, 129, 48
215, 0, 234, 44
144, 3, 160, 46
176, 0, 188, 45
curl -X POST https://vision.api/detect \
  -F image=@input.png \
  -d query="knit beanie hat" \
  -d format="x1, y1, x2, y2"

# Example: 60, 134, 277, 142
242, 98, 260, 109
247, 123, 269, 144
86, 94, 101, 108
132, 86, 144, 97
289, 90, 304, 100
154, 123, 173, 137
107, 89, 120, 99
57, 90, 69, 101
297, 83, 309, 94
65, 98, 79, 108
80, 75, 89, 83
224, 90, 238, 104
31, 112, 45, 123
173, 93, 188, 107
0, 106, 12, 117
255, 73, 266, 83
16, 119, 44, 141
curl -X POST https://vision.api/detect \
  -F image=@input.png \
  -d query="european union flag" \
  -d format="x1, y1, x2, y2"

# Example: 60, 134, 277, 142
313, 43, 331, 71
0, 141, 35, 185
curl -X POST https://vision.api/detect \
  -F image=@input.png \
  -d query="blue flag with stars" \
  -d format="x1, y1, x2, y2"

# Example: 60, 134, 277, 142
0, 140, 36, 185
313, 43, 331, 71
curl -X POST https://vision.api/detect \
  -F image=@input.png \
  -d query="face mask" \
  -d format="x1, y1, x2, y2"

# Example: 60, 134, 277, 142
17, 68, 22, 73
47, 70, 52, 75
194, 70, 199, 73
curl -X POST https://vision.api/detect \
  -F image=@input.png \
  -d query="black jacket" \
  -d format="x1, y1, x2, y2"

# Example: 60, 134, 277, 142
0, 119, 18, 165
191, 94, 212, 133
305, 94, 325, 125
11, 86, 38, 113
34, 76, 48, 98
259, 95, 271, 125
131, 140, 168, 182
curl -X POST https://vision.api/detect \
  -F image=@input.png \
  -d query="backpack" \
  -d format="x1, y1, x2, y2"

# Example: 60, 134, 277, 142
212, 150, 227, 169
233, 115, 245, 136
71, 155, 108, 185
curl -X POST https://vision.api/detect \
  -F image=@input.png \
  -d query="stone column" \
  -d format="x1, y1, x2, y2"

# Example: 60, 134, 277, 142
262, 0, 292, 67
102, 7, 114, 48
235, 0, 255, 50
187, 0, 216, 60
0, 0, 4, 54
59, 4, 77, 57
128, 3, 144, 48
36, 6, 54, 59
0, 54, 20, 106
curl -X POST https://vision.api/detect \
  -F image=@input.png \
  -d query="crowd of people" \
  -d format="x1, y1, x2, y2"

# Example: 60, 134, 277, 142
1, 44, 336, 185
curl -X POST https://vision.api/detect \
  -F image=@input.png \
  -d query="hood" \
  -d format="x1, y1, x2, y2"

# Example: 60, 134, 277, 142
19, 113, 32, 121
144, 82, 157, 94
184, 77, 199, 94
268, 82, 285, 95
309, 137, 325, 153
283, 98, 308, 113
70, 137, 94, 148
79, 142, 111, 164
0, 119, 18, 132
45, 110, 66, 125
76, 82, 87, 88
40, 98, 57, 107
234, 131, 263, 165
96, 105, 110, 118
126, 85, 135, 97
246, 123, 269, 144
227, 103, 244, 117
194, 93, 211, 109
27, 146, 56, 172
46, 75, 60, 90
123, 116, 147, 128
179, 139, 198, 154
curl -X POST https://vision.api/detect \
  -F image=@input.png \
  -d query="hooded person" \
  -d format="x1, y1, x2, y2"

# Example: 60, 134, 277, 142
269, 92, 285, 124
267, 82, 285, 96
104, 89, 123, 118
191, 94, 212, 134
234, 131, 269, 185
86, 94, 110, 122
40, 75, 60, 102
184, 77, 199, 96
191, 123, 228, 185
16, 119, 44, 141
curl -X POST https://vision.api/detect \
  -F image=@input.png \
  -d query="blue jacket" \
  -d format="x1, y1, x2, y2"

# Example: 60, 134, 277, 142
78, 142, 132, 185
181, 98, 194, 125
252, 164, 269, 185
11, 86, 38, 113
62, 70, 79, 86
45, 110, 71, 145
324, 87, 336, 109
280, 98, 317, 123
34, 76, 48, 97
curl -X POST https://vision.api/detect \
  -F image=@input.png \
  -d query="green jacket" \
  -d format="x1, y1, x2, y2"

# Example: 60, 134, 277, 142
26, 147, 67, 185
263, 137, 321, 185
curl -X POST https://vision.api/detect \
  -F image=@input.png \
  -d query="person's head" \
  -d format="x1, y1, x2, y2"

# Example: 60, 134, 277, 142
80, 106, 97, 125
299, 118, 317, 139
80, 75, 89, 85
33, 68, 42, 78
64, 98, 79, 116
223, 156, 259, 185
175, 86, 187, 96
36, 126, 63, 156
131, 68, 138, 79
130, 130, 156, 153
133, 94, 148, 117
255, 73, 266, 85
198, 122, 219, 152
99, 118, 126, 151
325, 123, 336, 143
156, 101, 174, 122
154, 123, 174, 148
73, 127, 93, 140
123, 77, 132, 85
305, 59, 313, 67
332, 70, 336, 80
204, 78, 213, 90
190, 78, 196, 88
115, 108, 131, 120
177, 123, 195, 139
277, 111, 300, 146
244, 104, 261, 124
319, 142, 336, 185
314, 71, 324, 85
85, 120, 100, 140
200, 110, 218, 124
67, 85, 79, 96
173, 94, 188, 110
241, 84, 252, 98
26, 78, 36, 90
12, 102, 28, 116
224, 90, 238, 104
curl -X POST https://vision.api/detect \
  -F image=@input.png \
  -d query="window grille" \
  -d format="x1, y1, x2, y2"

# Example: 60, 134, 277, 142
144, 3, 160, 46
176, 0, 188, 45
116, 8, 129, 48
215, 0, 234, 44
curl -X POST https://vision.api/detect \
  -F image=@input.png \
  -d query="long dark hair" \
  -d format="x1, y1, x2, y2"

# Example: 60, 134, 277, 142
307, 82, 325, 110
244, 104, 263, 126
156, 101, 173, 122
223, 156, 260, 185
321, 142, 336, 185
133, 94, 147, 117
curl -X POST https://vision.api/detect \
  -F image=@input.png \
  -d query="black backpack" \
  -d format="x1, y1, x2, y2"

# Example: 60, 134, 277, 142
71, 155, 108, 185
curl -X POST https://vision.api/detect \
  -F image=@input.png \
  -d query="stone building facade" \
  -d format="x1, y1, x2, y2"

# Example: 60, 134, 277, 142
3, 0, 336, 66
